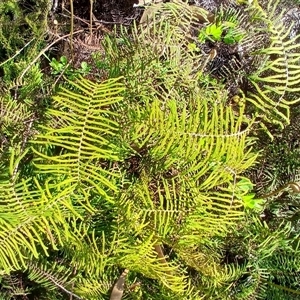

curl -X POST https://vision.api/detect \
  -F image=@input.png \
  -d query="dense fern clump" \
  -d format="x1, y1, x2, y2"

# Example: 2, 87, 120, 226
0, 0, 300, 299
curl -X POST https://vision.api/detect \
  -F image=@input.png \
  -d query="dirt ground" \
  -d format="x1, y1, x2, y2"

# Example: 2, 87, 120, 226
48, 0, 145, 69
52, 0, 141, 24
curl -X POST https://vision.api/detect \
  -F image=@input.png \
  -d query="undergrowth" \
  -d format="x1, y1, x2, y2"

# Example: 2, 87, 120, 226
0, 0, 300, 299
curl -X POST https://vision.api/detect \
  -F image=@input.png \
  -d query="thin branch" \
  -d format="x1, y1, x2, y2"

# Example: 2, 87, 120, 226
18, 30, 84, 84
70, 0, 74, 62
0, 38, 36, 67
260, 182, 300, 199
89, 0, 94, 38
27, 263, 82, 300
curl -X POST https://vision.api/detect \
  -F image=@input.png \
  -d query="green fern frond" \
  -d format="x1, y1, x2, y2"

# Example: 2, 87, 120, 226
0, 97, 32, 126
105, 0, 208, 90
117, 235, 187, 293
32, 76, 126, 199
0, 99, 33, 155
126, 95, 255, 177
190, 0, 300, 130
245, 0, 300, 127
0, 149, 93, 272
64, 230, 120, 279
116, 89, 257, 294
74, 276, 113, 299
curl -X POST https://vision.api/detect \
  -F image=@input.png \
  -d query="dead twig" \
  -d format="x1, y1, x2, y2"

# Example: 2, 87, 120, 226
18, 30, 84, 84
60, 11, 112, 34
89, 0, 94, 38
0, 38, 36, 68
70, 0, 74, 61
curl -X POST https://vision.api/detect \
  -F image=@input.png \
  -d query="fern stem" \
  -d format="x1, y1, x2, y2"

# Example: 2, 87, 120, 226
154, 244, 171, 275
260, 182, 300, 199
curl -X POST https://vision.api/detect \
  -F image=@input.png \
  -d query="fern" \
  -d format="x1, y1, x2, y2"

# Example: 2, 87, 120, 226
22, 62, 256, 299
32, 76, 126, 200
119, 97, 256, 237
104, 11, 258, 291
0, 154, 87, 272
190, 0, 300, 131
244, 0, 300, 127
26, 261, 80, 299
1, 1, 300, 299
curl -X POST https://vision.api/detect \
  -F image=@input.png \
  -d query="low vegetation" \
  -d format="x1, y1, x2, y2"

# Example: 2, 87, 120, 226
0, 0, 300, 299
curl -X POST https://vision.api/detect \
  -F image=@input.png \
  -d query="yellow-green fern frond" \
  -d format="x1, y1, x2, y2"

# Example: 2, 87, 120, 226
0, 96, 32, 126
26, 261, 80, 299
117, 89, 257, 293
0, 98, 33, 155
246, 0, 300, 127
0, 172, 86, 272
32, 76, 125, 199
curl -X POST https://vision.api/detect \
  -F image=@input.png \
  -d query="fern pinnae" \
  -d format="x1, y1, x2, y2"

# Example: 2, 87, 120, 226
32, 76, 126, 199
0, 166, 94, 272
246, 0, 300, 126
27, 261, 81, 299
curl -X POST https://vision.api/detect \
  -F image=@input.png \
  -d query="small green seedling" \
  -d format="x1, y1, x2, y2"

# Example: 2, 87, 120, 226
206, 24, 223, 41
198, 21, 245, 45
236, 177, 265, 211
198, 23, 223, 43
49, 56, 91, 79
80, 61, 91, 74
50, 56, 68, 75
187, 42, 200, 52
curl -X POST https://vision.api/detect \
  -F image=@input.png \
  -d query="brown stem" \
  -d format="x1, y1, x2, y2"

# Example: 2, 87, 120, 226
110, 269, 129, 300
18, 29, 84, 83
154, 244, 171, 275
89, 0, 93, 38
260, 182, 300, 199
69, 0, 74, 62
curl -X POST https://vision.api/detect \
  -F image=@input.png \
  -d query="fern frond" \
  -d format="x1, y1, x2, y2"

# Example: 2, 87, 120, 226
107, 17, 260, 283
246, 0, 300, 126
26, 261, 80, 299
117, 234, 187, 293
74, 277, 112, 299
132, 1, 209, 81
0, 96, 32, 126
32, 76, 126, 199
0, 150, 93, 272
116, 87, 257, 294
